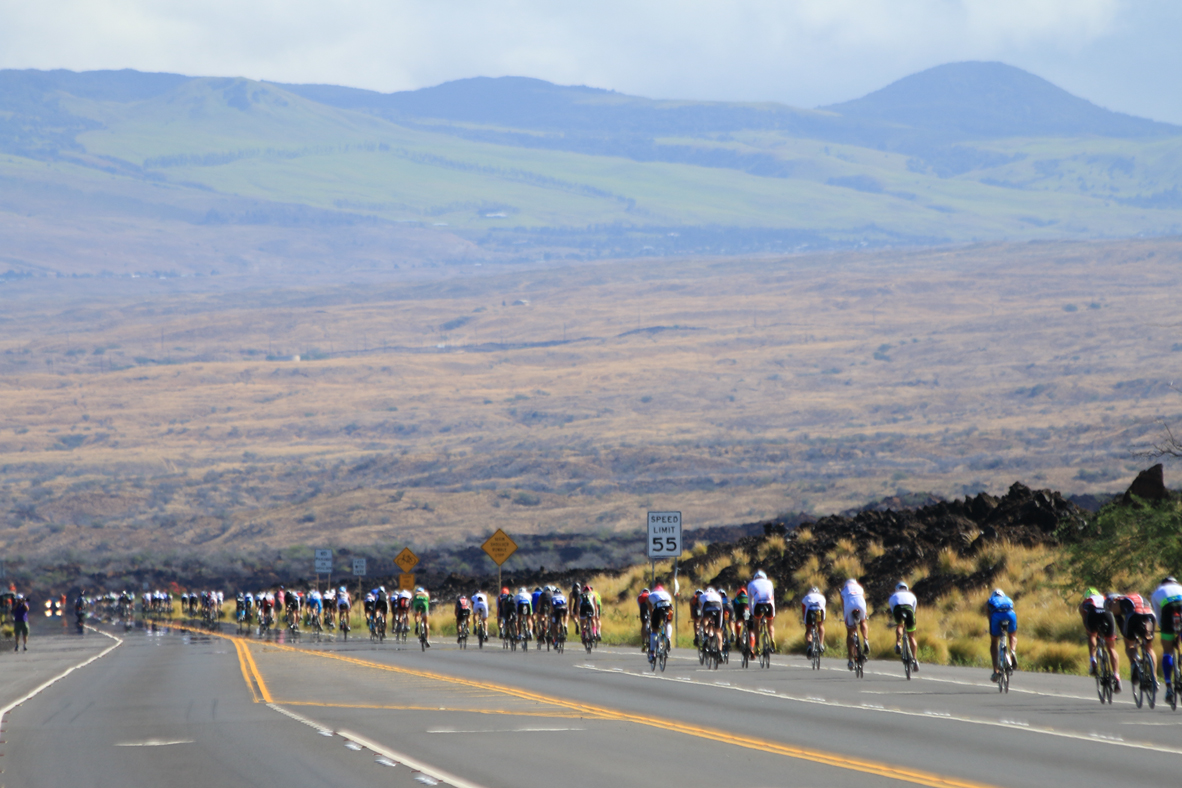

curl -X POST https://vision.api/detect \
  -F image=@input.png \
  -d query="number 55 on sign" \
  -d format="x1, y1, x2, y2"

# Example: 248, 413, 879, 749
646, 511, 682, 558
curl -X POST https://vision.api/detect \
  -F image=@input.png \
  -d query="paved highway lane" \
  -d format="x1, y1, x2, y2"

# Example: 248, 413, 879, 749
4, 622, 1181, 788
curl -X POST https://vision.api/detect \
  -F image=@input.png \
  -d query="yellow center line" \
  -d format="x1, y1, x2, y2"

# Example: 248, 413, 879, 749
232, 639, 261, 703
190, 625, 999, 788
282, 701, 587, 719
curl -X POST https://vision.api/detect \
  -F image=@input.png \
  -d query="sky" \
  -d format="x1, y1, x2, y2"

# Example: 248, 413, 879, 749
2, 0, 1180, 124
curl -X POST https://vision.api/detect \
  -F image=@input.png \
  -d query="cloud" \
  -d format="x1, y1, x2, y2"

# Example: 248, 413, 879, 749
1, 0, 1177, 123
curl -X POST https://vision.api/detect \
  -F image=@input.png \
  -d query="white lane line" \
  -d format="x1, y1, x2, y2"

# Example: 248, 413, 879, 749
426, 728, 585, 734
596, 646, 1105, 703
264, 702, 489, 788
115, 739, 193, 747
574, 663, 1182, 756
0, 627, 123, 719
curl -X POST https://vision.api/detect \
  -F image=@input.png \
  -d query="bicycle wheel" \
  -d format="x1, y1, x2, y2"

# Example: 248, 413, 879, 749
1172, 649, 1180, 712
903, 640, 912, 681
658, 635, 669, 672
1133, 656, 1145, 708
1146, 651, 1158, 709
1095, 648, 1110, 704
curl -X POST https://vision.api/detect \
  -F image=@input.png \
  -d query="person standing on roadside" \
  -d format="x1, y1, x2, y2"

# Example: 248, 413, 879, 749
13, 593, 30, 651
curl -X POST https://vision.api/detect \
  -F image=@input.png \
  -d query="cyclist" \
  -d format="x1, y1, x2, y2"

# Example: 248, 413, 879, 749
12, 593, 29, 651
1106, 591, 1155, 689
719, 588, 732, 651
537, 586, 553, 641
515, 587, 533, 641
1152, 576, 1182, 703
647, 584, 674, 663
840, 578, 869, 671
700, 587, 724, 653
689, 589, 703, 646
497, 587, 512, 637
454, 594, 472, 639
473, 589, 489, 638
336, 586, 351, 631
569, 582, 584, 633
412, 586, 431, 646
587, 584, 603, 641
889, 581, 919, 673
308, 589, 323, 627
531, 586, 545, 637
637, 587, 651, 645
732, 585, 750, 650
1079, 587, 1119, 689
749, 570, 777, 653
392, 588, 410, 634
286, 589, 302, 628
577, 585, 596, 640
987, 588, 1017, 682
549, 587, 568, 639
800, 585, 827, 657
374, 586, 389, 632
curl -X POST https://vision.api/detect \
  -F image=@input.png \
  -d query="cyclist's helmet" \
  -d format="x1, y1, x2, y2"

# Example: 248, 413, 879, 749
1164, 576, 1178, 584
501, 587, 510, 595
695, 588, 703, 596
519, 587, 527, 594
754, 570, 767, 580
654, 584, 664, 592
339, 586, 346, 593
896, 582, 908, 591
992, 588, 1005, 597
1086, 587, 1099, 597
583, 585, 591, 592
641, 587, 649, 594
809, 586, 820, 594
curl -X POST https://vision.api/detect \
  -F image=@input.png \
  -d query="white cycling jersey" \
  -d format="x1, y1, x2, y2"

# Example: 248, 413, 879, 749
801, 591, 826, 611
841, 580, 867, 627
398, 589, 412, 600
1152, 582, 1182, 620
888, 590, 917, 610
648, 589, 673, 607
515, 590, 532, 605
700, 589, 723, 607
473, 593, 489, 615
748, 577, 775, 605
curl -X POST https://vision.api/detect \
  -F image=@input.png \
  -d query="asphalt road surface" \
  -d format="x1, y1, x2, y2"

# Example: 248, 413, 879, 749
4, 619, 1181, 788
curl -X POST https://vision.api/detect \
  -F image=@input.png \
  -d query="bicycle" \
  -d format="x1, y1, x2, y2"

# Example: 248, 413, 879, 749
552, 618, 565, 654
996, 632, 1013, 694
651, 626, 670, 672
900, 631, 914, 681
581, 615, 594, 654
1094, 641, 1114, 705
340, 609, 351, 640
737, 619, 752, 669
457, 618, 469, 649
371, 611, 386, 643
476, 617, 488, 649
419, 618, 429, 651
1132, 634, 1157, 709
309, 609, 323, 635
1171, 609, 1182, 712
757, 617, 774, 669
806, 620, 822, 670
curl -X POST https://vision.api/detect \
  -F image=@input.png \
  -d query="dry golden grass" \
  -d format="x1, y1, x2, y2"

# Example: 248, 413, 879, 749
1, 237, 1180, 564
756, 534, 786, 561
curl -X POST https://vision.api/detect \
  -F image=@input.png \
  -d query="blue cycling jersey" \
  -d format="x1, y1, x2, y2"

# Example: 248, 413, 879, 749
987, 594, 1014, 612
532, 590, 543, 607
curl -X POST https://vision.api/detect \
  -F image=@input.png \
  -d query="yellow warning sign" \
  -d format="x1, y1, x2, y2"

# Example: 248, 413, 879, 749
394, 547, 419, 573
482, 529, 518, 566
398, 573, 415, 591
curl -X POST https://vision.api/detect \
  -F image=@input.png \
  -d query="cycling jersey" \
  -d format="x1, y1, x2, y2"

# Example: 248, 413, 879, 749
473, 593, 489, 617
840, 581, 867, 627
412, 591, 430, 614
1109, 593, 1156, 641
515, 590, 533, 616
637, 591, 650, 621
889, 590, 918, 632
748, 578, 774, 605
648, 589, 673, 609
455, 597, 471, 618
1081, 593, 1116, 639
578, 594, 595, 617
1152, 582, 1182, 640
551, 592, 566, 609
988, 593, 1017, 636
531, 589, 543, 610
801, 591, 826, 612
701, 590, 723, 626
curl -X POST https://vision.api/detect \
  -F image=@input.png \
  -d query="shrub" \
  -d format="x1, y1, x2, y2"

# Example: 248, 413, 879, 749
757, 534, 787, 560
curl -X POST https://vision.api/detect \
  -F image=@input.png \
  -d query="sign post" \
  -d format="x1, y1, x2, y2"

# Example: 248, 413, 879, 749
482, 529, 518, 595
647, 511, 682, 647
353, 558, 366, 600
315, 549, 333, 590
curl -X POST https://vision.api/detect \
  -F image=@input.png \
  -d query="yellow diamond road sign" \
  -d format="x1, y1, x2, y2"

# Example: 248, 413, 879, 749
394, 547, 419, 573
482, 529, 518, 566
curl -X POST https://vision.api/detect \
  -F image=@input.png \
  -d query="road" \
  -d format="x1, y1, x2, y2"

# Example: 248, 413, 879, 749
3, 620, 1181, 788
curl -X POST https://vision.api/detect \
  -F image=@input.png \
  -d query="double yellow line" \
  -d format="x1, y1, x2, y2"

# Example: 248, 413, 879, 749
208, 625, 995, 788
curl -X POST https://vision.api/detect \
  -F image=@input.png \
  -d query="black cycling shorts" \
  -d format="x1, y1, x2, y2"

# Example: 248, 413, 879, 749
1122, 612, 1156, 642
456, 608, 470, 620
892, 605, 916, 633
516, 602, 532, 616
651, 605, 671, 628
1084, 608, 1116, 640
638, 605, 650, 623
804, 607, 824, 626
1161, 602, 1182, 640
753, 602, 775, 619
702, 604, 722, 628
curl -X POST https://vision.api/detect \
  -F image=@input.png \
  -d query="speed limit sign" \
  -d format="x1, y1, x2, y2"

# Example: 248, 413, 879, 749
646, 511, 682, 559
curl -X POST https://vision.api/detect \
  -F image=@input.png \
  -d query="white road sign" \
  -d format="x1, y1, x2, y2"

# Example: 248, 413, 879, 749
353, 558, 367, 576
314, 558, 332, 573
646, 511, 682, 559
315, 549, 332, 560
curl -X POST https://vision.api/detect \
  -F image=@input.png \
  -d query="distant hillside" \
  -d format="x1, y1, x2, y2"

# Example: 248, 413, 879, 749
1, 62, 1181, 270
825, 62, 1178, 141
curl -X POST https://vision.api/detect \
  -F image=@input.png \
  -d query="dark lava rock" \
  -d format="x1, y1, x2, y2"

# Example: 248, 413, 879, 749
1122, 464, 1170, 504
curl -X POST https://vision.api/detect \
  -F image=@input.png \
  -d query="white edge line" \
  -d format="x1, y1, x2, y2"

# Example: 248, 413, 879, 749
264, 702, 488, 788
0, 626, 123, 719
574, 663, 1182, 757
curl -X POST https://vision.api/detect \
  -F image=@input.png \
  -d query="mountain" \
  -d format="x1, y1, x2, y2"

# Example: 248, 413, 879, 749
0, 63, 1180, 274
824, 61, 1178, 141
